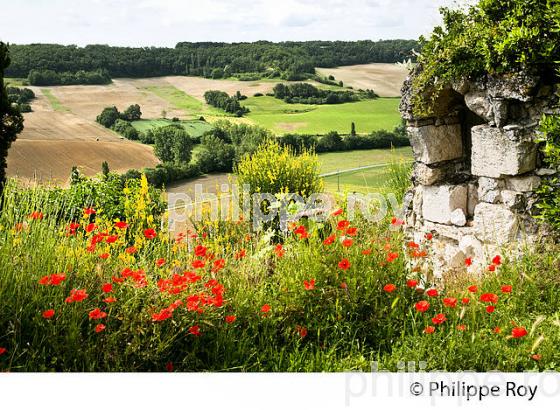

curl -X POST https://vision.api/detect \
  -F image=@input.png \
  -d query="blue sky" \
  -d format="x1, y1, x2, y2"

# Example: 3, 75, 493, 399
0, 0, 461, 46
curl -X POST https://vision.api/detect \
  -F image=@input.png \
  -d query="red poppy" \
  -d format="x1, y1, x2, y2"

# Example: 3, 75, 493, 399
189, 325, 201, 336
342, 238, 353, 247
95, 324, 106, 333
426, 288, 438, 297
462, 298, 470, 305
65, 289, 88, 303
492, 255, 502, 265
383, 283, 397, 293
234, 249, 246, 260
407, 279, 419, 288
304, 279, 316, 290
105, 235, 118, 244
99, 253, 110, 260
115, 221, 128, 229
501, 285, 512, 293
38, 273, 66, 286
0, 347, 7, 355
83, 207, 96, 216
337, 220, 350, 231
346, 227, 358, 236
296, 325, 308, 338
85, 223, 97, 233
156, 258, 166, 267
88, 308, 107, 320
486, 305, 496, 313
407, 241, 419, 249
465, 257, 473, 267
457, 324, 467, 331
323, 235, 335, 246
443, 297, 458, 308
274, 244, 285, 258
103, 297, 117, 303
386, 252, 399, 263
165, 361, 174, 372
225, 315, 237, 324
493, 327, 502, 334
261, 304, 271, 313
531, 354, 542, 361
391, 217, 404, 226
102, 283, 113, 293
431, 313, 447, 325
194, 245, 207, 257
332, 208, 343, 216
338, 258, 351, 270
192, 259, 206, 269
152, 308, 173, 322
415, 300, 430, 313
424, 326, 435, 334
42, 309, 55, 319
340, 282, 347, 289
480, 293, 499, 305
424, 233, 433, 241
143, 228, 157, 239
488, 264, 496, 272
29, 211, 44, 220
125, 246, 137, 254
361, 249, 372, 255
468, 285, 478, 293
512, 327, 528, 338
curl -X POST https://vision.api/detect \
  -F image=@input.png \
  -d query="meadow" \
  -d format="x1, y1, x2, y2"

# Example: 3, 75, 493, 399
131, 119, 213, 138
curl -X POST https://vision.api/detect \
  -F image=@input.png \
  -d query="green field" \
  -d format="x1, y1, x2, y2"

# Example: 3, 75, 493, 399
4, 77, 28, 87
141, 85, 227, 117
131, 119, 213, 137
42, 89, 70, 112
242, 96, 401, 134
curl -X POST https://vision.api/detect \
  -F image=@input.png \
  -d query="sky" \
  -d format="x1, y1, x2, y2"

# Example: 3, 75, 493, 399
0, 0, 461, 47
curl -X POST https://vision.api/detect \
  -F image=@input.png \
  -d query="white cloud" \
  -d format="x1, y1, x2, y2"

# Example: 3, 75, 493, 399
0, 0, 458, 46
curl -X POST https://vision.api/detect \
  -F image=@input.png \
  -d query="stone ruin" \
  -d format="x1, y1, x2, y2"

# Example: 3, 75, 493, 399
399, 70, 559, 277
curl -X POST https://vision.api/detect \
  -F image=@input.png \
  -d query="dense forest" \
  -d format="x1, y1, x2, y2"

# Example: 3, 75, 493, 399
5, 40, 418, 82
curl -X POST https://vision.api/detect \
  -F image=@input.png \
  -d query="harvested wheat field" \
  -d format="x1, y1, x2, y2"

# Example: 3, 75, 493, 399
316, 63, 408, 97
6, 88, 159, 185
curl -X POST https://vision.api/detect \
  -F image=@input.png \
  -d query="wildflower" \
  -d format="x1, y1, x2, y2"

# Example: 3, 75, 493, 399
336, 220, 350, 231
152, 308, 173, 322
486, 305, 496, 314
274, 244, 285, 258
102, 283, 113, 293
83, 207, 96, 216
304, 279, 316, 290
95, 324, 106, 333
212, 258, 225, 272
42, 309, 55, 319
296, 325, 308, 338
189, 325, 201, 336
424, 233, 433, 241
493, 327, 502, 334
261, 304, 271, 314
346, 227, 358, 236
103, 297, 117, 303
67, 222, 80, 235
332, 208, 343, 216
338, 258, 351, 270
465, 258, 473, 267
415, 300, 430, 313
383, 283, 397, 293
115, 221, 128, 229
166, 361, 174, 372
0, 347, 7, 355
225, 315, 237, 324
424, 326, 435, 334
341, 238, 353, 247
391, 217, 404, 226
340, 282, 347, 289
492, 255, 502, 265
443, 297, 458, 308
125, 246, 137, 254
144, 228, 157, 239
361, 249, 372, 255
194, 245, 207, 257
457, 324, 467, 331
501, 285, 512, 293
531, 354, 542, 361
488, 264, 496, 272
480, 293, 499, 305
105, 235, 118, 244
29, 211, 44, 220
468, 285, 478, 293
386, 252, 399, 262
85, 223, 97, 233
192, 259, 206, 269
512, 327, 528, 338
38, 273, 66, 286
156, 258, 166, 267
407, 279, 418, 288
407, 241, 419, 249
431, 313, 447, 325
234, 249, 246, 260
65, 289, 88, 303
99, 253, 110, 260
426, 288, 438, 297
294, 225, 309, 239
88, 308, 107, 320
462, 298, 470, 305
323, 235, 336, 245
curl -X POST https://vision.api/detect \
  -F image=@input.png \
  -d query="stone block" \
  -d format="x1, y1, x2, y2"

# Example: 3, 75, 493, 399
467, 183, 478, 217
408, 124, 463, 165
471, 125, 537, 178
505, 176, 541, 192
477, 177, 504, 204
450, 209, 467, 226
473, 203, 519, 244
422, 184, 468, 224
413, 162, 445, 185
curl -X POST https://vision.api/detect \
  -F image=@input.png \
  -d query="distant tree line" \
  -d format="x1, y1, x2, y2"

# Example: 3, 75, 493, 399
27, 68, 111, 86
5, 40, 418, 82
6, 86, 35, 112
272, 82, 361, 104
204, 90, 249, 116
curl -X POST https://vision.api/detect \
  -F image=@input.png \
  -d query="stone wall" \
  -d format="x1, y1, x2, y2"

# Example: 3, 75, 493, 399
400, 71, 559, 277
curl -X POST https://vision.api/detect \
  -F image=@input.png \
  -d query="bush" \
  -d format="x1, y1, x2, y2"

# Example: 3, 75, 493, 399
96, 106, 120, 128
112, 119, 139, 140
121, 104, 142, 121
152, 125, 193, 165
197, 135, 236, 173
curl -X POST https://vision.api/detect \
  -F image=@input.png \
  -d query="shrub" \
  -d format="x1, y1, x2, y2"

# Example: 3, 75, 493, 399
96, 106, 120, 128
112, 119, 139, 140
152, 125, 193, 165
